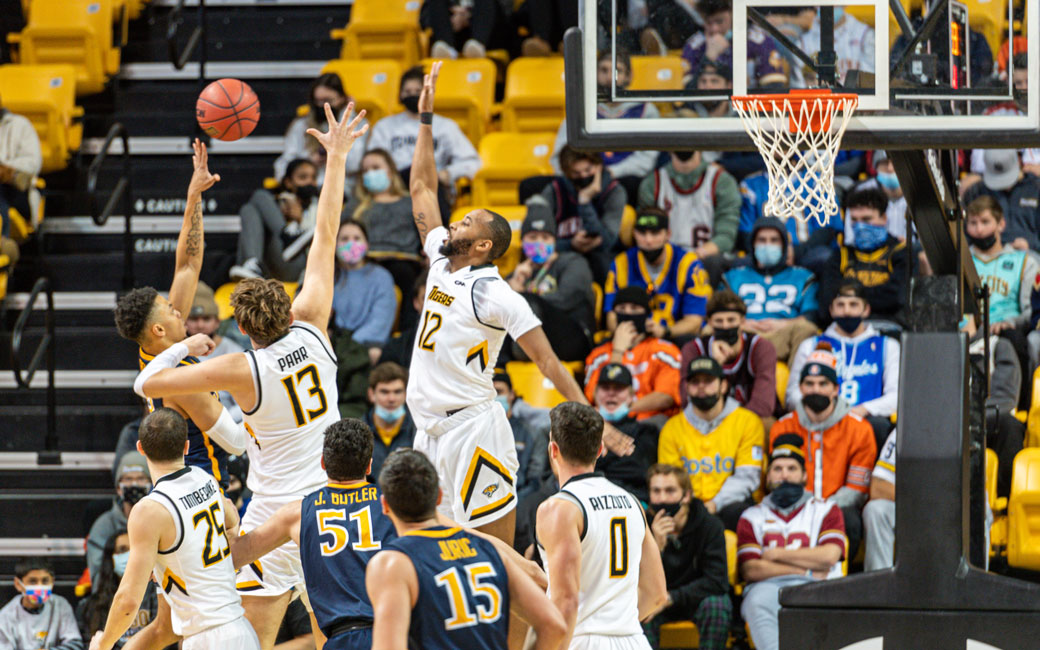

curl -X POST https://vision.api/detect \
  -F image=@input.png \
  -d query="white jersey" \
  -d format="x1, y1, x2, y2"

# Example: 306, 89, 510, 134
407, 226, 541, 431
874, 428, 897, 486
736, 496, 847, 580
538, 473, 646, 638
242, 320, 336, 496
652, 164, 722, 249
143, 466, 243, 637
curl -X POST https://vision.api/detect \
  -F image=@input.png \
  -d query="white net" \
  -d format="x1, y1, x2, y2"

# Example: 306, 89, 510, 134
732, 93, 858, 227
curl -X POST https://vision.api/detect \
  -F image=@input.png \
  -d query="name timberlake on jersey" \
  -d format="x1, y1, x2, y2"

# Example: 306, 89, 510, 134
177, 481, 217, 509
277, 346, 309, 372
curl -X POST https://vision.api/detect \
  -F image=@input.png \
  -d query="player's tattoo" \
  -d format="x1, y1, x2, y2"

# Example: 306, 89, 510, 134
186, 200, 203, 257
414, 211, 430, 239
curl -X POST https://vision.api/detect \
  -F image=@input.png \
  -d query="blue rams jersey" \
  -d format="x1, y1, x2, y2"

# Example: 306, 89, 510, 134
723, 265, 818, 320
386, 526, 510, 650
605, 243, 711, 327
738, 170, 842, 247
299, 481, 396, 635
138, 348, 228, 489
817, 333, 887, 407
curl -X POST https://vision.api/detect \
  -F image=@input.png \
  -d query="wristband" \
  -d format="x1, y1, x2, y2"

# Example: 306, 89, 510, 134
420, 112, 433, 125
134, 342, 188, 398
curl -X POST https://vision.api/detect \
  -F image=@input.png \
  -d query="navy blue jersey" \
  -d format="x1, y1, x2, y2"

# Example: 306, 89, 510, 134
139, 348, 229, 489
299, 481, 396, 636
387, 526, 510, 650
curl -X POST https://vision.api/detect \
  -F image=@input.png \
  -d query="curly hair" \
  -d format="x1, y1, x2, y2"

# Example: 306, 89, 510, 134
323, 419, 374, 481
114, 287, 160, 343
230, 278, 293, 346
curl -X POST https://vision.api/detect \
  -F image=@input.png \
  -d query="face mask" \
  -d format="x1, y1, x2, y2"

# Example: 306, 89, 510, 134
673, 151, 695, 163
522, 241, 554, 265
225, 488, 242, 504
362, 169, 390, 193
120, 484, 149, 506
754, 243, 784, 268
833, 315, 863, 334
769, 481, 805, 509
571, 175, 595, 190
967, 231, 997, 251
401, 95, 420, 114
295, 184, 319, 203
640, 246, 664, 264
598, 403, 630, 423
876, 171, 900, 191
653, 501, 683, 517
374, 404, 406, 422
495, 395, 511, 413
852, 222, 889, 252
690, 393, 721, 411
22, 585, 52, 605
615, 312, 647, 335
713, 326, 740, 346
112, 551, 130, 576
337, 241, 367, 265
802, 393, 832, 414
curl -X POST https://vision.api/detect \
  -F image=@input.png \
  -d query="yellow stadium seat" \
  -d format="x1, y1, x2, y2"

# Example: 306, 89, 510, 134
8, 0, 121, 95
986, 448, 999, 510
471, 132, 555, 206
0, 64, 83, 174
332, 0, 424, 69
1007, 448, 1040, 570
392, 284, 402, 334
505, 361, 583, 409
659, 621, 699, 649
592, 282, 603, 330
502, 57, 566, 133
775, 361, 789, 409
964, 0, 1009, 61
629, 55, 684, 91
215, 282, 236, 320
619, 204, 636, 248
420, 58, 495, 146
987, 447, 1008, 557
725, 529, 738, 586
1026, 366, 1040, 447
320, 59, 402, 125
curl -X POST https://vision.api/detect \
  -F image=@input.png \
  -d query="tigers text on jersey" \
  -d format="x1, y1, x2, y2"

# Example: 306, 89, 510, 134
142, 466, 242, 637
736, 496, 847, 580
299, 481, 397, 635
408, 226, 541, 431
538, 473, 646, 638
385, 526, 510, 650
243, 321, 338, 496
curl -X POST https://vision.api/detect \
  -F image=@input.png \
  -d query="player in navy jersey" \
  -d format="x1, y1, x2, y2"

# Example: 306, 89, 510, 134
366, 449, 566, 650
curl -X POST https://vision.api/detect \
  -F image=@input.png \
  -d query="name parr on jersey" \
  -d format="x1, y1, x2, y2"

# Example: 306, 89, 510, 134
588, 493, 634, 512
427, 285, 456, 307
177, 481, 217, 509
277, 346, 309, 372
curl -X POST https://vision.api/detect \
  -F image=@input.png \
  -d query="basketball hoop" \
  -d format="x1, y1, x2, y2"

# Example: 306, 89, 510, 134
731, 89, 858, 227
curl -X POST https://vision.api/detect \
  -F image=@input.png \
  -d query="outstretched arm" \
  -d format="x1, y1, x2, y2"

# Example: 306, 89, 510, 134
637, 513, 669, 622
536, 498, 584, 647
168, 139, 220, 316
291, 102, 369, 328
411, 61, 443, 245
499, 548, 567, 649
230, 499, 301, 569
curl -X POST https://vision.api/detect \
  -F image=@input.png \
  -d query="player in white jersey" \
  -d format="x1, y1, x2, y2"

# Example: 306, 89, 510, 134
536, 402, 667, 649
408, 63, 634, 544
863, 428, 896, 571
133, 102, 369, 648
89, 408, 258, 650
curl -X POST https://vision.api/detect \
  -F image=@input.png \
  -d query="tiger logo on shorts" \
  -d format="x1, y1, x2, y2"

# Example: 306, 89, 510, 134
482, 483, 500, 499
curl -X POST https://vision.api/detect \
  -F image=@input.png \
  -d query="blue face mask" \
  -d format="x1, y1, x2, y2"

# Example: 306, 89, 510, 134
876, 172, 900, 191
852, 221, 889, 251
374, 404, 406, 422
495, 395, 511, 414
362, 169, 391, 193
599, 403, 630, 423
522, 241, 554, 265
754, 243, 783, 268
113, 551, 130, 576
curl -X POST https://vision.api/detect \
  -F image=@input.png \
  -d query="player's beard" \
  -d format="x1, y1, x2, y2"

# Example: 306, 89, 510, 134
439, 236, 475, 257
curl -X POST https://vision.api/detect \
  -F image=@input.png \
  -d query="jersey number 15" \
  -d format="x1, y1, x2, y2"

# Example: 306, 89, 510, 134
434, 562, 503, 630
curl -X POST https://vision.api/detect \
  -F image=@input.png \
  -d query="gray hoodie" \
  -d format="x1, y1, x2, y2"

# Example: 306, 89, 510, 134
0, 594, 82, 650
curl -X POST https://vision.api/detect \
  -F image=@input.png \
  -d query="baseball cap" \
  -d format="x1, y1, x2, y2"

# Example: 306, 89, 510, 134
770, 433, 806, 468
634, 209, 668, 232
522, 198, 557, 237
115, 450, 150, 483
686, 356, 723, 381
599, 363, 633, 388
190, 282, 219, 318
800, 343, 839, 385
983, 149, 1021, 191
613, 286, 651, 312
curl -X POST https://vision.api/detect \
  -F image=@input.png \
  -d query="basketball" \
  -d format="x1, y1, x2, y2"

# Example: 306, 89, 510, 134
196, 78, 260, 141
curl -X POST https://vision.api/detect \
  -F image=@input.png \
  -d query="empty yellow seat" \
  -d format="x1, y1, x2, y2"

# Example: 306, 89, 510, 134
775, 361, 789, 408
420, 58, 495, 146
321, 59, 402, 125
332, 0, 424, 69
1007, 448, 1040, 570
505, 360, 583, 409
963, 0, 1009, 61
215, 281, 297, 320
0, 64, 82, 174
502, 57, 566, 133
659, 621, 699, 649
629, 55, 684, 91
471, 132, 555, 206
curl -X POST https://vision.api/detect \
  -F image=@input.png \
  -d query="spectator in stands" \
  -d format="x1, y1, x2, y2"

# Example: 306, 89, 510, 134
0, 98, 42, 239
344, 148, 421, 330
423, 0, 512, 60
493, 372, 548, 499
331, 219, 397, 365
821, 186, 912, 324
962, 149, 1040, 253
231, 158, 320, 281
186, 282, 244, 419
863, 428, 896, 571
723, 216, 820, 366
274, 73, 367, 193
551, 52, 660, 201
533, 146, 626, 284
849, 151, 909, 243
362, 362, 415, 479
638, 150, 741, 275
681, 289, 778, 419
659, 356, 764, 530
378, 270, 426, 369
585, 286, 683, 425
0, 558, 81, 650
788, 281, 900, 447
591, 363, 659, 502
605, 208, 712, 340
508, 208, 595, 362
77, 530, 156, 648
643, 463, 731, 650
680, 0, 786, 89
517, 0, 576, 55
86, 452, 151, 586
798, 7, 875, 86
737, 437, 846, 650
771, 344, 876, 556
273, 599, 313, 650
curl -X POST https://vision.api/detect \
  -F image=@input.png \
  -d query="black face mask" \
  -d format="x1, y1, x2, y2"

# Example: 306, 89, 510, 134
571, 175, 595, 190
690, 393, 721, 412
120, 485, 150, 506
640, 246, 664, 263
225, 488, 243, 504
833, 316, 862, 334
673, 151, 695, 162
713, 326, 740, 346
769, 481, 805, 509
967, 231, 997, 251
401, 95, 420, 114
653, 501, 683, 518
295, 184, 319, 204
615, 312, 647, 335
802, 393, 832, 414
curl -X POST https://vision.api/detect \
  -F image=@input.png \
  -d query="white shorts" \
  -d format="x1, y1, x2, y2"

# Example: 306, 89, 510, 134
236, 494, 306, 599
184, 617, 260, 650
414, 400, 519, 526
569, 634, 652, 650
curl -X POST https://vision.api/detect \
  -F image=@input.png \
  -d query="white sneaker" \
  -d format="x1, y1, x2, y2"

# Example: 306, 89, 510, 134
462, 39, 486, 59
229, 258, 263, 280
431, 40, 459, 60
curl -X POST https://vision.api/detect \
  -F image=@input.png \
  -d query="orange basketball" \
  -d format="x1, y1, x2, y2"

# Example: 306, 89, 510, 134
196, 78, 260, 141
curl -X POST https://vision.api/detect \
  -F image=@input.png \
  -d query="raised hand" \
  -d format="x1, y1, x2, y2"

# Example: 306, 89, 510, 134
306, 101, 369, 159
419, 61, 442, 114
188, 138, 220, 197
182, 333, 216, 357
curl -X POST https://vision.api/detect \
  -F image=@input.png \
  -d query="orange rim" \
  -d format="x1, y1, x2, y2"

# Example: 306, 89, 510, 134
732, 89, 859, 133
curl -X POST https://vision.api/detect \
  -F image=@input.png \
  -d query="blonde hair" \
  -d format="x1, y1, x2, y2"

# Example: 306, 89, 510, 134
230, 278, 293, 346
352, 149, 407, 221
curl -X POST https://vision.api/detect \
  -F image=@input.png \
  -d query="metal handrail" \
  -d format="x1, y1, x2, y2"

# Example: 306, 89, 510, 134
167, 0, 206, 75
10, 276, 56, 453
86, 122, 134, 290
